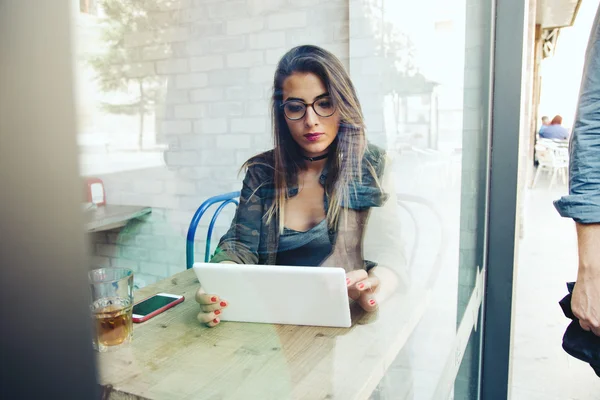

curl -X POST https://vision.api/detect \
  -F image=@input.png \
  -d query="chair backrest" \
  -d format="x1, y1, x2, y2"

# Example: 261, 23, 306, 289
536, 143, 569, 167
186, 191, 240, 269
553, 147, 569, 165
535, 144, 553, 164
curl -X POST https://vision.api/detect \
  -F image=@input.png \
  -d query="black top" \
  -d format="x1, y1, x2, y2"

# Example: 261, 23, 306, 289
275, 219, 333, 266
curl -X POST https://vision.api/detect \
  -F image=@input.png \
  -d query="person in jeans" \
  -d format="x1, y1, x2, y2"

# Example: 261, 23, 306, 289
554, 5, 600, 337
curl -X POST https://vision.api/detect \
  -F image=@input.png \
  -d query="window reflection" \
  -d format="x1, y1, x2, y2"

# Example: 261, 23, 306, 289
77, 0, 491, 398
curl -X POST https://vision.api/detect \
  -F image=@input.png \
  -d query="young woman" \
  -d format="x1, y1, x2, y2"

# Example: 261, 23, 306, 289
196, 45, 407, 327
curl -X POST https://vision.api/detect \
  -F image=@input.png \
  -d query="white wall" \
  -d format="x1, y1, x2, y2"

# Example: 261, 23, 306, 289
80, 0, 350, 287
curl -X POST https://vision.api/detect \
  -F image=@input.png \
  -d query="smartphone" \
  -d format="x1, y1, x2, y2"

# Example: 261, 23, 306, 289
132, 293, 185, 323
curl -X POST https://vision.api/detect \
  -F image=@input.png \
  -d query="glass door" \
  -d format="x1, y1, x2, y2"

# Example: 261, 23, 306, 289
348, 0, 519, 397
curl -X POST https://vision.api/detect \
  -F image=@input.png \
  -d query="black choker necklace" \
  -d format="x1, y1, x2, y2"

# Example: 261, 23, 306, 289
302, 153, 329, 162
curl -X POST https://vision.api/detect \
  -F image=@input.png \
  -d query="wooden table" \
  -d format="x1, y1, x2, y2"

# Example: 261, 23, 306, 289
85, 205, 152, 232
98, 269, 426, 400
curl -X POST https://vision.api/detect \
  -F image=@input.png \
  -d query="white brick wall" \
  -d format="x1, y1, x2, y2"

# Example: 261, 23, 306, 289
208, 36, 246, 53
208, 102, 244, 117
226, 17, 265, 35
226, 51, 264, 68
245, 101, 270, 116
225, 85, 264, 101
175, 73, 209, 89
155, 0, 192, 11
174, 104, 206, 119
190, 87, 225, 102
231, 117, 268, 133
208, 69, 248, 85
157, 27, 191, 43
96, 243, 119, 258
85, 0, 350, 287
216, 134, 253, 149
142, 44, 173, 60
165, 180, 196, 195
249, 65, 276, 83
265, 48, 287, 64
164, 89, 190, 104
189, 55, 224, 71
185, 39, 211, 56
164, 150, 199, 166
125, 62, 156, 78
267, 12, 308, 30
248, 32, 286, 49
133, 180, 165, 195
193, 118, 228, 134
207, 1, 247, 19
124, 31, 154, 48
246, 0, 282, 15
200, 149, 239, 166
161, 120, 192, 134
156, 58, 189, 74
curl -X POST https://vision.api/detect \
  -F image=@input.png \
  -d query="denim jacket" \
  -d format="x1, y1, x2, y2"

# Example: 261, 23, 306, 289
210, 144, 408, 286
554, 6, 600, 224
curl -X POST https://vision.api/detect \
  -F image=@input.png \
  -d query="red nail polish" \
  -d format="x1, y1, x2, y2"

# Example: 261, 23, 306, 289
213, 318, 219, 323
214, 310, 221, 315
346, 278, 351, 285
358, 283, 365, 289
220, 301, 227, 307
369, 299, 376, 305
210, 296, 217, 302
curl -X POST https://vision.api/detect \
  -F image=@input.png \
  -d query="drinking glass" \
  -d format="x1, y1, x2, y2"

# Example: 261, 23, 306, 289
89, 267, 134, 352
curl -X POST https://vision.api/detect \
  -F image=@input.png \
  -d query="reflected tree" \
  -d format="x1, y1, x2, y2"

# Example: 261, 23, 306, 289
88, 0, 167, 150
379, 21, 419, 136
359, 0, 430, 141
376, 10, 438, 147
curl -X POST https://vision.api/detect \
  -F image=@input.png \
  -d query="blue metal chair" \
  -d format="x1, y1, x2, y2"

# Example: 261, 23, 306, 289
186, 191, 240, 269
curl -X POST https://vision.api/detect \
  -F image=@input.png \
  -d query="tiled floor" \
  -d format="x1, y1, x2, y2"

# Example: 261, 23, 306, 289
510, 176, 600, 399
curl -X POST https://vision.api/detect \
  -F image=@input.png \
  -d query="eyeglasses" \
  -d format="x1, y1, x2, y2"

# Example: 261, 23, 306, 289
281, 97, 336, 120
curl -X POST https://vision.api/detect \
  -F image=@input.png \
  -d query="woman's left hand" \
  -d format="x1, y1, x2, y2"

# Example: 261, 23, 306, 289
346, 269, 380, 312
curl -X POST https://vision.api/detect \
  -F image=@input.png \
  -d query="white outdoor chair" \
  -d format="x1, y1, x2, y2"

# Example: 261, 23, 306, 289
532, 143, 569, 189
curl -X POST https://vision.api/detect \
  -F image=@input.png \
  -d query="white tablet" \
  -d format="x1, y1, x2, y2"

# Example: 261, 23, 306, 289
192, 263, 351, 328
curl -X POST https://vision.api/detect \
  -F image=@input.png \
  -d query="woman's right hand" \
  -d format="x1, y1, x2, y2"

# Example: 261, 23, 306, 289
195, 288, 228, 327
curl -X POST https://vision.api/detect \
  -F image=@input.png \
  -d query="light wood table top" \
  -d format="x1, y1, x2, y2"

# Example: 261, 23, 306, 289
98, 269, 424, 400
85, 204, 151, 233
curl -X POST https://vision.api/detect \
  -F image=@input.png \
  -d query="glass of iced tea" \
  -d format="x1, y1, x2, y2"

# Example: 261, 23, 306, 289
88, 267, 134, 352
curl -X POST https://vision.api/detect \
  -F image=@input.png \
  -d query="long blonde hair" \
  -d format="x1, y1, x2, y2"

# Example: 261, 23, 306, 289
252, 45, 371, 233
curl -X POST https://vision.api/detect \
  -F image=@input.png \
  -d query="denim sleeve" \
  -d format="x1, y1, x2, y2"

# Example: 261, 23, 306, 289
554, 6, 600, 224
